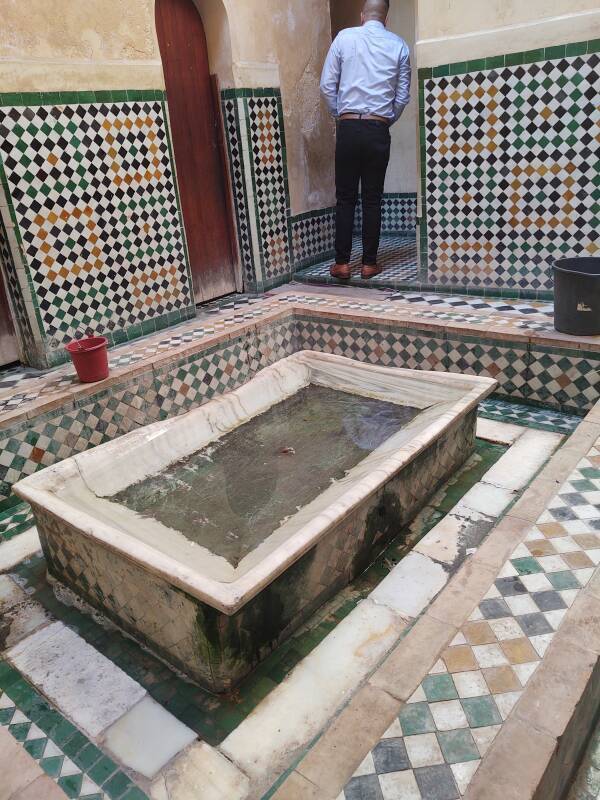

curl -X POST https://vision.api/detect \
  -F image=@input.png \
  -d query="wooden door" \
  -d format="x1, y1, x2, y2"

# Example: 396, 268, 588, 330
156, 0, 238, 303
0, 270, 18, 366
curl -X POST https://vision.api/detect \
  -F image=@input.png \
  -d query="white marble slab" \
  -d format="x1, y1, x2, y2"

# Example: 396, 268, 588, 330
8, 622, 146, 737
482, 429, 562, 491
370, 551, 449, 617
220, 598, 406, 782
0, 528, 41, 572
476, 418, 525, 445
103, 696, 196, 779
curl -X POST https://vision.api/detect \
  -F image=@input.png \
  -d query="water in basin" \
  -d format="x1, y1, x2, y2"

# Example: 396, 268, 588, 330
113, 385, 420, 567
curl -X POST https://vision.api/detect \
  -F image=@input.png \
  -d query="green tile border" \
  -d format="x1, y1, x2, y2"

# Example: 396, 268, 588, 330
0, 89, 166, 107
417, 38, 599, 80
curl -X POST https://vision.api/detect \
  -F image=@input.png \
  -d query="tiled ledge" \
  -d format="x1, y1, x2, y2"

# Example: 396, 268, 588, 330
270, 404, 600, 800
1, 287, 598, 431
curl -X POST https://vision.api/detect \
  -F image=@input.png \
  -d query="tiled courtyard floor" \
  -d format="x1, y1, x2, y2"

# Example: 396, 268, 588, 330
0, 286, 598, 800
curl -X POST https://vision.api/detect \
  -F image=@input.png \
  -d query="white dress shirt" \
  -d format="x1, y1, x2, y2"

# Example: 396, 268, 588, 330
320, 20, 411, 125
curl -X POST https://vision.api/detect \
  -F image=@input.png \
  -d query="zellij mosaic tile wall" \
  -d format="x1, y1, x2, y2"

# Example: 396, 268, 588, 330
419, 41, 599, 293
0, 91, 195, 367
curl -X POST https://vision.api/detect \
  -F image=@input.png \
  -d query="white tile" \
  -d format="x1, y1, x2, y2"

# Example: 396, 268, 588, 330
382, 719, 403, 738
482, 430, 561, 492
378, 770, 421, 799
472, 725, 501, 757
551, 537, 581, 553
429, 659, 447, 675
530, 633, 555, 657
353, 751, 376, 777
472, 645, 509, 669
504, 594, 539, 615
573, 569, 594, 586
429, 700, 468, 731
476, 418, 524, 445
510, 543, 531, 559
370, 552, 448, 618
404, 732, 444, 769
453, 670, 489, 699
103, 696, 196, 779
468, 607, 484, 621
451, 760, 481, 794
513, 662, 539, 687
1, 600, 53, 651
586, 549, 600, 565
493, 691, 522, 720
519, 573, 553, 592
537, 555, 569, 573
544, 609, 567, 630
407, 685, 426, 704
524, 529, 544, 542
497, 561, 519, 578
450, 632, 467, 647
455, 484, 516, 518
488, 618, 523, 641
0, 528, 41, 572
483, 584, 501, 599
559, 589, 580, 607
8, 622, 146, 738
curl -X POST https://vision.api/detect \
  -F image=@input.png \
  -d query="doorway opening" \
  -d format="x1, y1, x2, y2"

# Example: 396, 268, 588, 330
156, 0, 239, 304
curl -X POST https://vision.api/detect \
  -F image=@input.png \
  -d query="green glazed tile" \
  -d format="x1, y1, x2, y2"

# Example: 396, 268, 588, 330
437, 729, 480, 763
511, 556, 543, 575
422, 674, 458, 703
399, 702, 436, 736
461, 696, 502, 728
547, 571, 580, 590
566, 42, 587, 56
58, 772, 84, 798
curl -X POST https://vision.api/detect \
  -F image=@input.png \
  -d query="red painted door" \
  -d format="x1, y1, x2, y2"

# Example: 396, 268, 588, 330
0, 270, 18, 366
156, 0, 238, 303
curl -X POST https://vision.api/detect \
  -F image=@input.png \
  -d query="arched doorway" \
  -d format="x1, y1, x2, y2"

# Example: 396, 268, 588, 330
156, 0, 238, 303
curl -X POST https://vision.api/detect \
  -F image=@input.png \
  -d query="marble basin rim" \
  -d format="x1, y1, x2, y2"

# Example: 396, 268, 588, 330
13, 352, 496, 616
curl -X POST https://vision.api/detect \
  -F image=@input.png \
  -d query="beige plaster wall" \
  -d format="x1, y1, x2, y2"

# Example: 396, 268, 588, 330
0, 0, 163, 91
0, 0, 335, 214
417, 0, 600, 66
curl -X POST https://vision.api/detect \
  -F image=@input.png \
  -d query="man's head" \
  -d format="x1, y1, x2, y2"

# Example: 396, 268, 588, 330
361, 0, 389, 25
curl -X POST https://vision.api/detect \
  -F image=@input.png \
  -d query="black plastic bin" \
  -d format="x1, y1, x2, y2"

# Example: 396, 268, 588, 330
553, 257, 600, 336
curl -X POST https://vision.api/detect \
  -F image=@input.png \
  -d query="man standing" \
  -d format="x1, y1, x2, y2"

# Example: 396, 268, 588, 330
320, 0, 411, 280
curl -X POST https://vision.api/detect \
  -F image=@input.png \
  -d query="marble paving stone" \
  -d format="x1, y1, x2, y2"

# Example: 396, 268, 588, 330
0, 529, 41, 572
378, 770, 421, 799
102, 696, 196, 779
8, 622, 146, 738
454, 484, 516, 519
0, 574, 27, 612
370, 552, 449, 618
404, 733, 444, 769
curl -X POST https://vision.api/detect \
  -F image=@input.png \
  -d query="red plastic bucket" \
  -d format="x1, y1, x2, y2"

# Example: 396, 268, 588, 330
65, 337, 109, 383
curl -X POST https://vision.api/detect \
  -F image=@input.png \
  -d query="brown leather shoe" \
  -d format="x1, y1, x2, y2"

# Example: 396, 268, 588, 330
330, 263, 351, 280
361, 264, 382, 279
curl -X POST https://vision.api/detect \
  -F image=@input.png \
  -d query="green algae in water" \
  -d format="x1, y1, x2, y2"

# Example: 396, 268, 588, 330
112, 385, 420, 567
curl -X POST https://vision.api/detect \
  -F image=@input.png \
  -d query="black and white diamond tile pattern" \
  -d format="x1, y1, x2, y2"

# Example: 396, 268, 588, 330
0, 100, 193, 349
291, 211, 336, 268
297, 235, 418, 283
247, 96, 291, 282
353, 195, 418, 235
424, 54, 599, 290
388, 292, 555, 318
222, 98, 256, 285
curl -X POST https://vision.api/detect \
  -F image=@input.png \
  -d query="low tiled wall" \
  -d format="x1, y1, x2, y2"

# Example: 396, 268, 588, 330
1, 308, 598, 512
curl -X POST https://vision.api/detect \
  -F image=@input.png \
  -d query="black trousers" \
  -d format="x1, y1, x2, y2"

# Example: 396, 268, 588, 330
335, 120, 391, 267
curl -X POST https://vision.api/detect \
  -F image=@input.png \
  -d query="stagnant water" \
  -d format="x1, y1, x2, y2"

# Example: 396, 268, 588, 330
113, 385, 420, 567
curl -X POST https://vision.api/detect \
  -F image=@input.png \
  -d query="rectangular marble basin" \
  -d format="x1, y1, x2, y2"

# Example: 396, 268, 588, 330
14, 352, 496, 692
